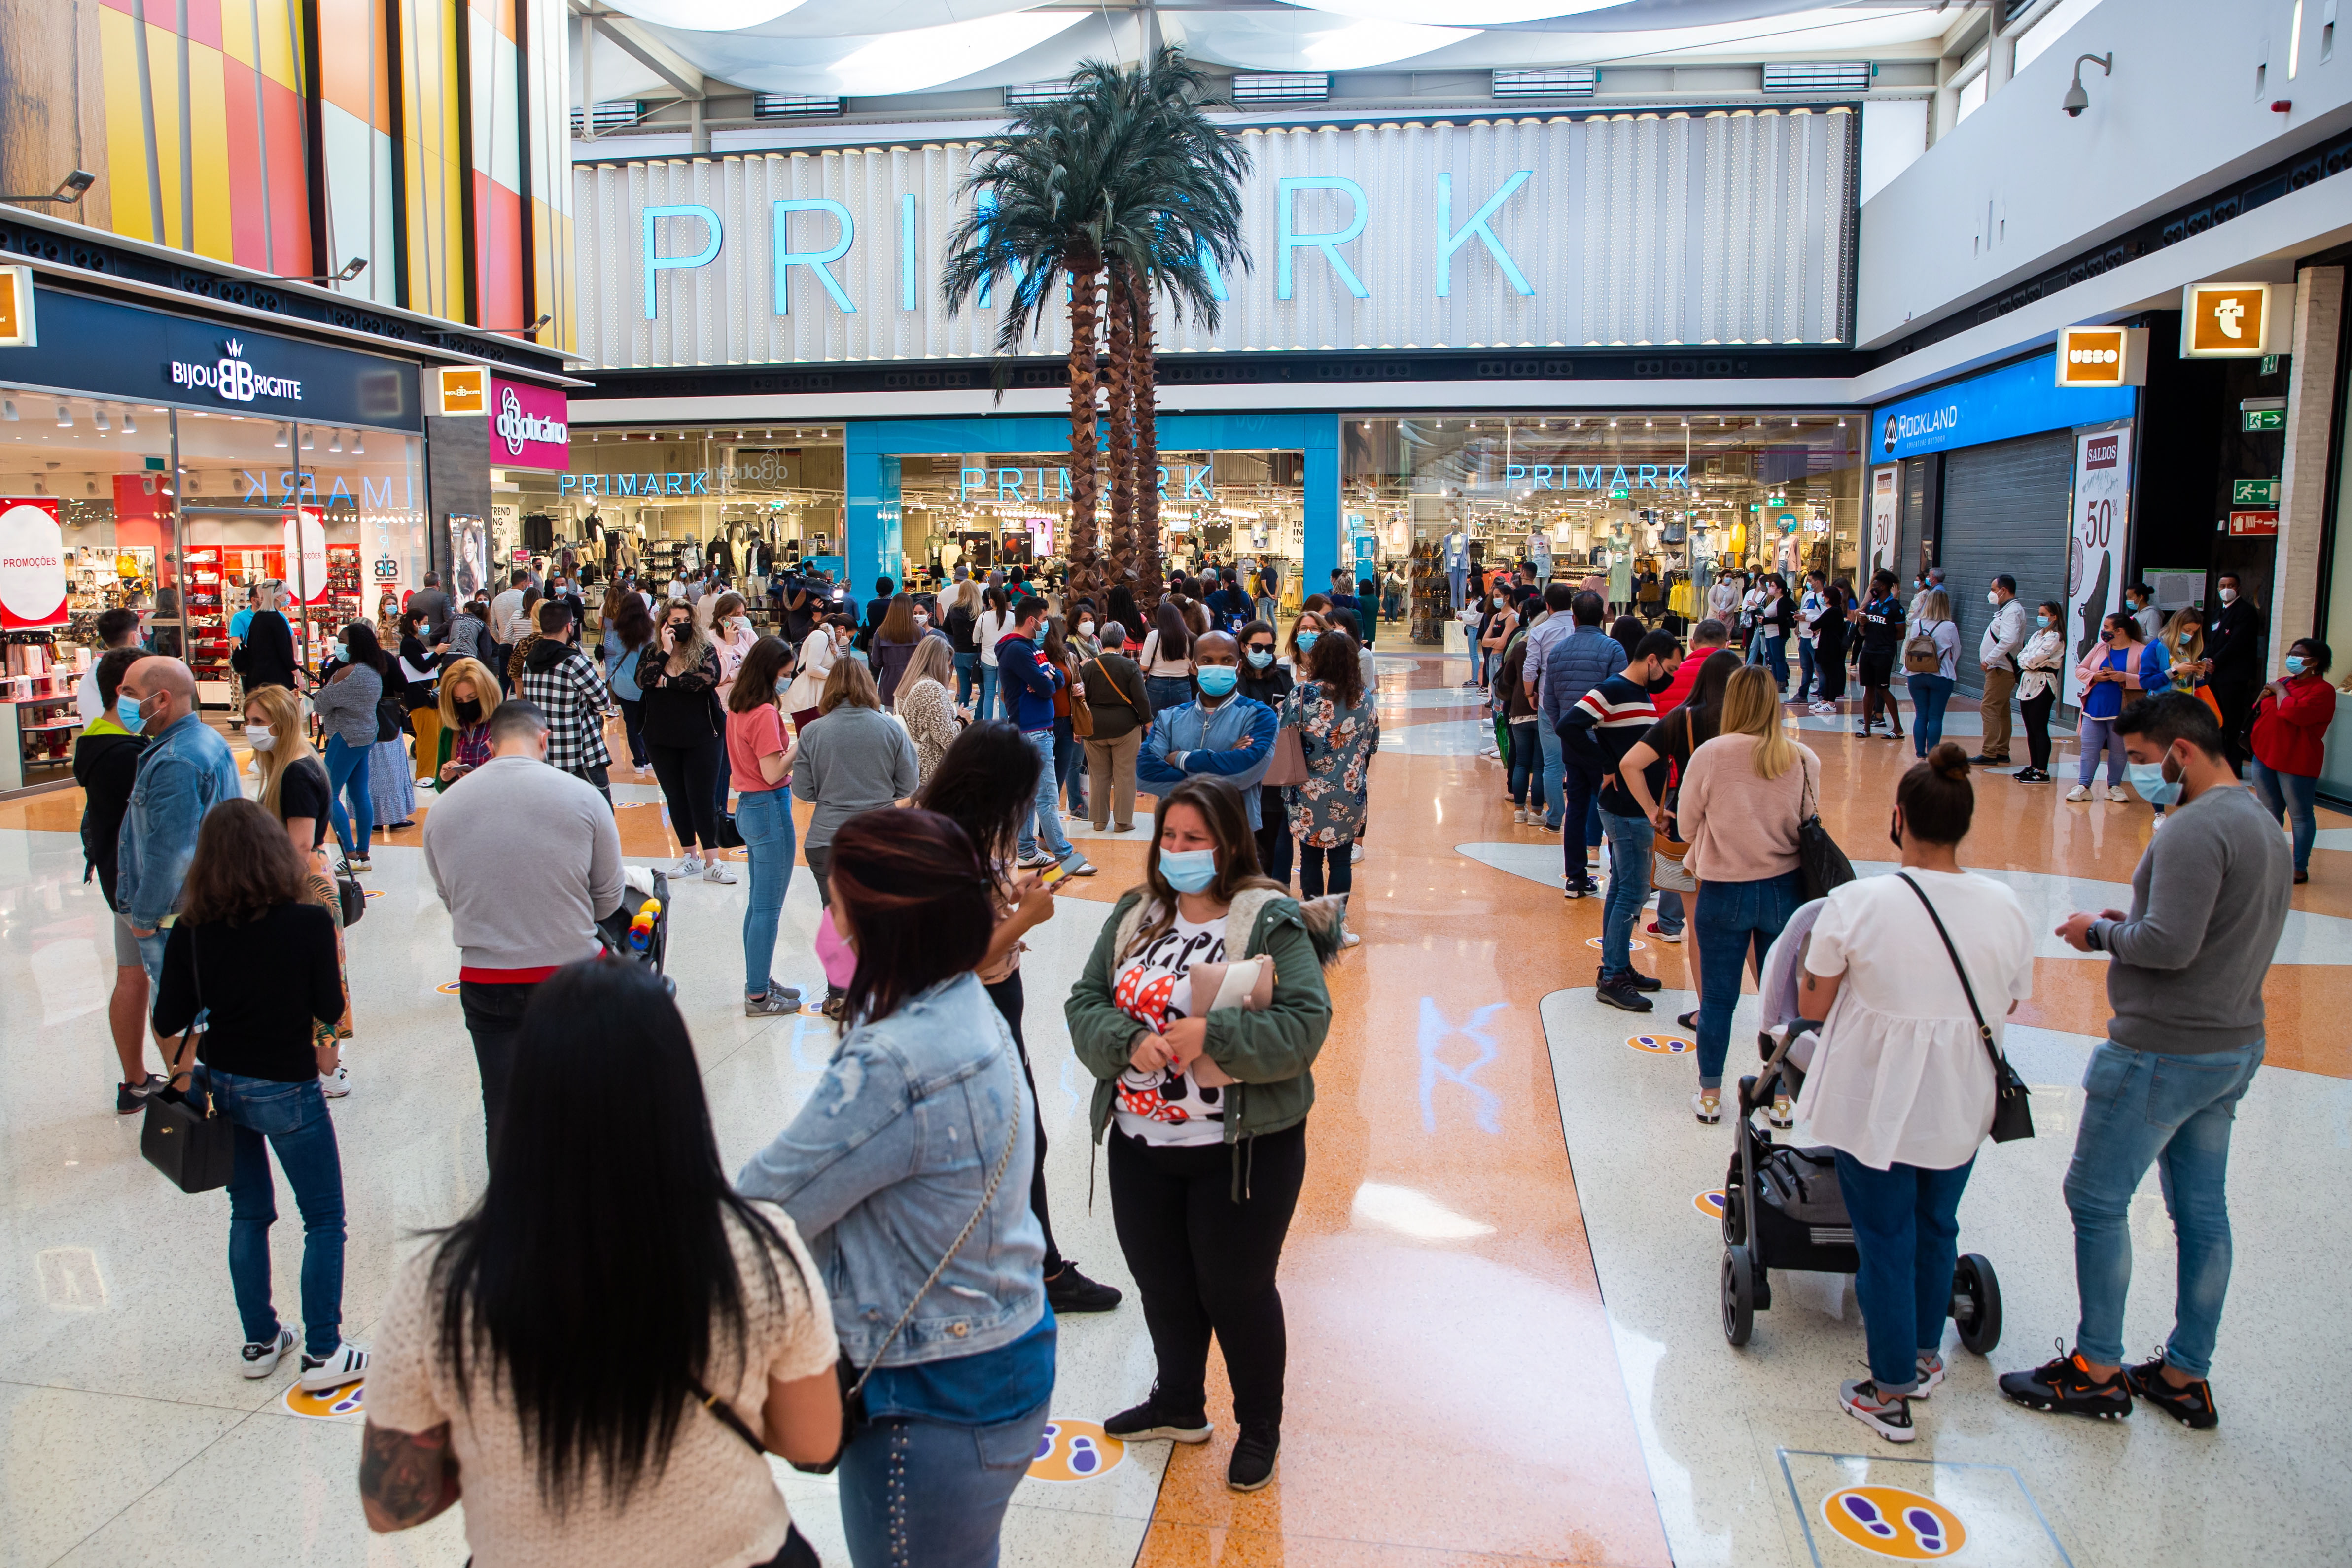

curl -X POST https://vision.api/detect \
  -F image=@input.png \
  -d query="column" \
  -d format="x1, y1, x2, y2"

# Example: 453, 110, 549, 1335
2275, 266, 2341, 676
1302, 414, 1341, 596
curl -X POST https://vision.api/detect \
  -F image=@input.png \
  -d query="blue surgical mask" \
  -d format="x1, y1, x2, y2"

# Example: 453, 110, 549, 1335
1295, 631, 1320, 653
1246, 649, 1274, 669
1158, 846, 1220, 894
1195, 665, 1239, 697
2036, 614, 2051, 629
116, 692, 149, 735
2126, 758, 2182, 808
2286, 655, 2309, 676
332, 642, 350, 665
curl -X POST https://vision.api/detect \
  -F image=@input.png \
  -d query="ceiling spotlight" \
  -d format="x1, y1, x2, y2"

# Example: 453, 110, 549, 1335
2062, 52, 2112, 117
300, 426, 315, 451
93, 408, 111, 433
275, 424, 289, 448
352, 431, 365, 454
121, 410, 136, 435
55, 404, 71, 428
0, 400, 13, 421
329, 430, 344, 453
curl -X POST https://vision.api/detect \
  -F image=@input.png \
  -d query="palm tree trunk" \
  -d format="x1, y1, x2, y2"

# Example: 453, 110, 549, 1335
1064, 251, 1102, 604
1131, 278, 1163, 612
1104, 262, 1136, 605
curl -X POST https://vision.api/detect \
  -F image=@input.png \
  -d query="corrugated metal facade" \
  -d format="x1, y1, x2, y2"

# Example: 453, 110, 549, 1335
574, 107, 1856, 370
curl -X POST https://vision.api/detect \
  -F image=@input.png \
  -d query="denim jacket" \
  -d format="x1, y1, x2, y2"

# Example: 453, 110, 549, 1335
115, 712, 245, 930
736, 972, 1046, 1368
1136, 695, 1278, 828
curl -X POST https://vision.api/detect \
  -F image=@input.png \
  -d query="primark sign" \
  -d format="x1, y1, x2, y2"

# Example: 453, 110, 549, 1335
575, 110, 1858, 369
1494, 462, 1690, 491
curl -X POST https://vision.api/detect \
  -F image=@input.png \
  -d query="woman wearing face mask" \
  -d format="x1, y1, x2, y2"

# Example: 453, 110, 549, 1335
430, 658, 501, 790
729, 636, 805, 1013
1282, 611, 1327, 675
870, 592, 923, 707
1279, 629, 1378, 906
783, 613, 848, 733
1235, 621, 1294, 881
2250, 637, 2336, 884
1064, 778, 1340, 1494
311, 621, 388, 871
602, 590, 656, 776
1139, 599, 1196, 714
2012, 601, 2066, 783
1069, 610, 1103, 662
1901, 590, 1962, 759
709, 592, 758, 701
2067, 613, 2167, 804
976, 587, 1014, 722
642, 601, 737, 884
244, 682, 355, 1095
1756, 576, 1794, 692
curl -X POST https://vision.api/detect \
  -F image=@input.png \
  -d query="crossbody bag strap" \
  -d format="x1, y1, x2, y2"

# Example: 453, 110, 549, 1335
1895, 872, 2004, 1071
1088, 657, 1137, 712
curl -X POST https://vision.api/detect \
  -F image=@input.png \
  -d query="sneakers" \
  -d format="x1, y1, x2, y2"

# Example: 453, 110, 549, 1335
1999, 1343, 2133, 1419
298, 1341, 369, 1392
1228, 1425, 1280, 1492
1646, 921, 1684, 943
1016, 850, 1058, 871
1351, 843, 1365, 864
240, 1327, 296, 1380
1562, 878, 1591, 900
1839, 1378, 1916, 1443
1691, 1092, 1721, 1124
346, 855, 372, 872
2014, 767, 2051, 783
1104, 1394, 1212, 1444
2064, 784, 2093, 802
1768, 1095, 1794, 1130
1595, 973, 1654, 1012
1045, 1260, 1123, 1314
1913, 1352, 1947, 1398
673, 852, 705, 876
702, 859, 740, 884
1809, 700, 1838, 716
2106, 784, 2131, 803
1063, 858, 1100, 877
2125, 1351, 2219, 1429
1339, 930, 1362, 949
115, 1073, 166, 1115
320, 1063, 351, 1099
1513, 808, 1529, 824
745, 985, 804, 1017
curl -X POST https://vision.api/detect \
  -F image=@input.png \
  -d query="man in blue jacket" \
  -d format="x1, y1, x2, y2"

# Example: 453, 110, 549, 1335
997, 596, 1098, 876
1539, 591, 1627, 897
1138, 631, 1280, 829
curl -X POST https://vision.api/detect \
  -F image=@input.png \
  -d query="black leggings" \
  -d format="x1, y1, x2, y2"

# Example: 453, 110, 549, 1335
2020, 688, 2057, 771
983, 971, 1065, 1279
1298, 838, 1354, 898
1109, 1120, 1306, 1430
648, 737, 724, 850
1817, 639, 1848, 702
1255, 787, 1293, 886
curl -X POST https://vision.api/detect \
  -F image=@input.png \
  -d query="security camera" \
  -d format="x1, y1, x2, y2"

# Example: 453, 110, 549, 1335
2063, 52, 2112, 118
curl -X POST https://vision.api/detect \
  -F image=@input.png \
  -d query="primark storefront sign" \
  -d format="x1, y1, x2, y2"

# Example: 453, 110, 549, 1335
1493, 463, 1691, 491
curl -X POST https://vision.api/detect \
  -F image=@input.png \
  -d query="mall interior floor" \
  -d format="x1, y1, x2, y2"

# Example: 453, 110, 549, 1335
1, 653, 2346, 1567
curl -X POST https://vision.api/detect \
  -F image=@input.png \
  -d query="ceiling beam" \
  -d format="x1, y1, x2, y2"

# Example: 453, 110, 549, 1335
574, 1, 707, 100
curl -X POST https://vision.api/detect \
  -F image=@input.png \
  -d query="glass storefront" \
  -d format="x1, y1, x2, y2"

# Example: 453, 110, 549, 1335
1346, 411, 1864, 641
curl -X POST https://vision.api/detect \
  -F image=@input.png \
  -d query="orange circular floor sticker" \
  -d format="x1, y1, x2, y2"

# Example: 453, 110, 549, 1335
282, 1380, 367, 1420
435, 981, 461, 995
1820, 1485, 1966, 1559
1694, 1190, 1726, 1219
1625, 1034, 1693, 1055
1028, 1418, 1124, 1481
1584, 937, 1648, 952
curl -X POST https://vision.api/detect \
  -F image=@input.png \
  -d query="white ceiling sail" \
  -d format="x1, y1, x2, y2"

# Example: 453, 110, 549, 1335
599, 0, 812, 30
1284, 0, 1631, 26
651, 10, 1089, 96
1172, 15, 1481, 73
1292, 6, 1949, 70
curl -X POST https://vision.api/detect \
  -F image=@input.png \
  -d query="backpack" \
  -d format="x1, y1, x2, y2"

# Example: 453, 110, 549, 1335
1903, 621, 1944, 675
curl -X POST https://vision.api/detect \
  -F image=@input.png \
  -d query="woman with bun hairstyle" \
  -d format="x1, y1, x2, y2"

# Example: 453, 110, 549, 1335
1064, 778, 1342, 1495
1791, 743, 2034, 1444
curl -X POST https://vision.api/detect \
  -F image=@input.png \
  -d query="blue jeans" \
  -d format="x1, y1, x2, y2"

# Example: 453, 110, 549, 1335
192, 1067, 347, 1357
838, 1396, 1053, 1568
1763, 633, 1788, 688
2249, 758, 2317, 873
1537, 720, 1565, 828
1559, 755, 1603, 888
1054, 726, 1086, 815
1014, 729, 1074, 863
1905, 673, 1954, 757
1145, 674, 1193, 714
1599, 808, 1653, 977
1654, 887, 1685, 936
1834, 1151, 1975, 1394
1693, 870, 1804, 1090
1508, 720, 1539, 806
978, 663, 999, 726
2076, 713, 2128, 785
2064, 1037, 2264, 1379
954, 651, 979, 708
322, 733, 373, 856
1795, 638, 1817, 700
737, 786, 796, 997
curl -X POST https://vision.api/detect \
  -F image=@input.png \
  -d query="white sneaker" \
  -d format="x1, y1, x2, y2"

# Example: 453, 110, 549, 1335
2064, 785, 2092, 802
674, 853, 703, 876
240, 1326, 295, 1380
1691, 1092, 1722, 1125
1769, 1095, 1794, 1130
1513, 808, 1528, 824
299, 1341, 369, 1392
1340, 930, 1362, 948
2106, 785, 2131, 804
320, 1064, 351, 1099
1351, 843, 1365, 864
702, 859, 739, 884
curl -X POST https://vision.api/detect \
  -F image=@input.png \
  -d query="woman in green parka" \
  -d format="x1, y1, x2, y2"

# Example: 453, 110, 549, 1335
1064, 776, 1341, 1497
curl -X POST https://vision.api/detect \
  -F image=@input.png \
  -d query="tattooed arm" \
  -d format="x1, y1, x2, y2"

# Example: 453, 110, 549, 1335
359, 1420, 461, 1533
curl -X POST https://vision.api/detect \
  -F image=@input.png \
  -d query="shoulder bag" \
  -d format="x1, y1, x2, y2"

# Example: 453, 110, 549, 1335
333, 848, 366, 926
1069, 659, 1095, 739
1263, 686, 1310, 787
140, 948, 238, 1193
1896, 873, 2035, 1143
1796, 764, 1854, 900
784, 1057, 1025, 1477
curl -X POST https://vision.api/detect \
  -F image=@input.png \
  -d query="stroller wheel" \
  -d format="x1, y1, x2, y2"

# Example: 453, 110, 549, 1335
1952, 1252, 2002, 1354
1720, 1182, 1745, 1247
1722, 1245, 1757, 1347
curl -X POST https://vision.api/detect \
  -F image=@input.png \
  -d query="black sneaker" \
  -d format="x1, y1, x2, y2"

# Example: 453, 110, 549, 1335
116, 1074, 166, 1115
1104, 1394, 1211, 1444
1045, 1260, 1123, 1314
1595, 964, 1664, 994
1998, 1343, 2133, 1420
2124, 1351, 2219, 1429
1562, 878, 1591, 900
1227, 1424, 1280, 1491
1595, 975, 1654, 1012
1839, 1378, 1915, 1443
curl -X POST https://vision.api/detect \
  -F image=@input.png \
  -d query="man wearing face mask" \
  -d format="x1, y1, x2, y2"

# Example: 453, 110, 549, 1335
2202, 572, 2266, 771
2006, 693, 2288, 1430
1974, 574, 2027, 768
1138, 631, 1281, 833
515, 600, 616, 805
997, 595, 1098, 876
1234, 621, 1295, 881
1561, 631, 1682, 1010
112, 657, 244, 1026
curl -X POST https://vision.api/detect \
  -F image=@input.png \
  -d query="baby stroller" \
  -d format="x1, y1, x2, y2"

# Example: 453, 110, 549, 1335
1720, 899, 2002, 1355
597, 866, 674, 989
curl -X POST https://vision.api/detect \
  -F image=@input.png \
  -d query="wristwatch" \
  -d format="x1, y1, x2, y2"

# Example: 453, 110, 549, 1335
2084, 920, 2105, 952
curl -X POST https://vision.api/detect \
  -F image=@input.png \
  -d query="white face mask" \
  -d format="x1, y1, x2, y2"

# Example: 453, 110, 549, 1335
244, 724, 275, 751
1079, 620, 1095, 635
1988, 590, 2001, 606
2219, 587, 2238, 604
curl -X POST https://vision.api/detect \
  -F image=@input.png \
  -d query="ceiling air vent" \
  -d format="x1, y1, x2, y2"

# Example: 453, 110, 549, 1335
1761, 61, 1872, 94
1004, 80, 1078, 108
1231, 72, 1330, 105
570, 100, 644, 135
1493, 67, 1598, 100
755, 93, 843, 119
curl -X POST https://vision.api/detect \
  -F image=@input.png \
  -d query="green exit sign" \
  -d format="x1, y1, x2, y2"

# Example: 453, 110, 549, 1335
2244, 409, 2285, 431
2233, 478, 2280, 504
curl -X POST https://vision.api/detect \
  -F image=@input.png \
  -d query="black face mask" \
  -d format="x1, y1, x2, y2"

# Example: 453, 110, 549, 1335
1646, 671, 1675, 695
456, 698, 483, 725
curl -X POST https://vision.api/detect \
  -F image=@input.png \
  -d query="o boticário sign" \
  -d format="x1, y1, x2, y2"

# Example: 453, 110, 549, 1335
0, 497, 67, 629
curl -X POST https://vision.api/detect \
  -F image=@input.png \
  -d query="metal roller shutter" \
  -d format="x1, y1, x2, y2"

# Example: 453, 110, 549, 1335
1936, 432, 2076, 701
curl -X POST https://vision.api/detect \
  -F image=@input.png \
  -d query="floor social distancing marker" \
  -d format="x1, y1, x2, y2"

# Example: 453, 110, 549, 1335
1027, 1418, 1123, 1481
435, 981, 461, 995
282, 1380, 367, 1420
1584, 937, 1648, 952
1820, 1485, 1966, 1559
1626, 1034, 1694, 1055
1694, 1190, 1725, 1219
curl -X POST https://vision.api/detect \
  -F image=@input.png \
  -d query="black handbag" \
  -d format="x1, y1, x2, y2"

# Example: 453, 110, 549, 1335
714, 810, 745, 850
333, 851, 366, 926
1897, 873, 2036, 1143
140, 959, 238, 1192
1796, 769, 1854, 900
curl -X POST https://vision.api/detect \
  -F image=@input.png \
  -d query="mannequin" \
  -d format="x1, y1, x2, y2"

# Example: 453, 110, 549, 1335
1525, 526, 1553, 584
1443, 525, 1470, 609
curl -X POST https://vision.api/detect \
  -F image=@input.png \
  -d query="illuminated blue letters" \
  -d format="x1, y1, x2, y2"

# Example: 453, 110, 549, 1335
1277, 177, 1369, 301
643, 204, 723, 320
1435, 172, 1533, 298
773, 199, 857, 315
900, 194, 918, 313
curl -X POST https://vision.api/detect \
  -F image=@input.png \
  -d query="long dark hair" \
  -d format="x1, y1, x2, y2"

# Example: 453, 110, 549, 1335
1107, 585, 1140, 635
339, 620, 389, 676
1609, 613, 1645, 663
611, 591, 654, 652
1126, 778, 1281, 958
1304, 626, 1364, 706
827, 809, 993, 1027
1684, 648, 1745, 745
915, 720, 1041, 866
1152, 598, 1191, 661
430, 960, 795, 1509
727, 635, 795, 713
180, 799, 307, 925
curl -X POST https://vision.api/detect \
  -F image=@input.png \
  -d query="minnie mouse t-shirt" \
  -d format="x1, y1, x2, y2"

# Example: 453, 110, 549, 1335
1111, 913, 1229, 1147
